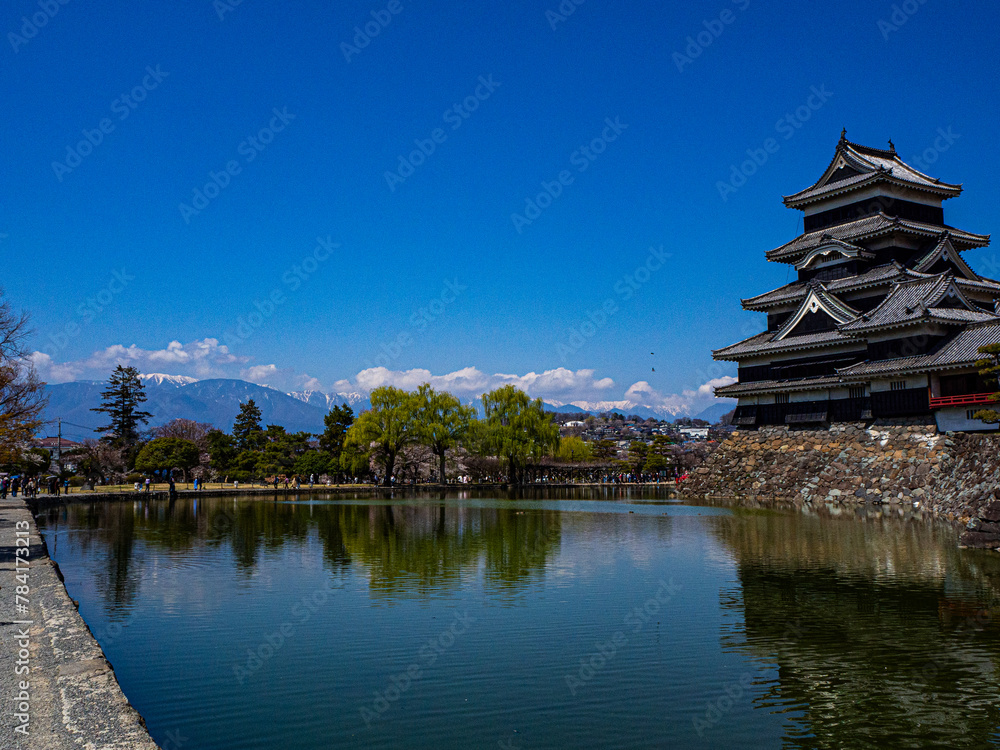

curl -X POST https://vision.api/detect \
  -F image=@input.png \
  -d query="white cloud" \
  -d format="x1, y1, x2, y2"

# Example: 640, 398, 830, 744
31, 338, 248, 382
353, 366, 616, 403
28, 351, 82, 383
241, 364, 283, 384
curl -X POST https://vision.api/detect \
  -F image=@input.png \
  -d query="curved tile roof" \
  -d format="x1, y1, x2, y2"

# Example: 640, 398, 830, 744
766, 213, 989, 263
783, 137, 962, 208
838, 273, 999, 334
837, 321, 1000, 379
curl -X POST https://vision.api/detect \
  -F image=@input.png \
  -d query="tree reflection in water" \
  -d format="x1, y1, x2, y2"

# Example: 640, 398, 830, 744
38, 494, 563, 607
710, 506, 1000, 749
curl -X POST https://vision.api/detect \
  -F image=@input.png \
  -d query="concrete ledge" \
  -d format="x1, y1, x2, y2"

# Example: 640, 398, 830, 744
0, 497, 159, 749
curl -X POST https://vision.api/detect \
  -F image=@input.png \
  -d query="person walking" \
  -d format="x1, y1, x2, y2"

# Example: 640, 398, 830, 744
0, 476, 7, 499
12, 476, 19, 497
144, 477, 151, 494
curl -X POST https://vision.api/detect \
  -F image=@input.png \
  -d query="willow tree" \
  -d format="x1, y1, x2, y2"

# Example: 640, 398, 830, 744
479, 385, 559, 485
0, 293, 45, 466
345, 386, 419, 485
973, 343, 1000, 423
415, 384, 475, 483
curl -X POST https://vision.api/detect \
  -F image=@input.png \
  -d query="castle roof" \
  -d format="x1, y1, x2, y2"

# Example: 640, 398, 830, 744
766, 213, 990, 264
742, 263, 1000, 312
742, 263, 909, 310
912, 234, 979, 279
838, 273, 999, 335
713, 328, 863, 361
783, 135, 963, 209
837, 321, 1000, 379
715, 375, 844, 398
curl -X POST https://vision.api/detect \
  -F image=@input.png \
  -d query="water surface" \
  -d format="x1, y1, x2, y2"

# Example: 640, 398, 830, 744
35, 490, 1000, 749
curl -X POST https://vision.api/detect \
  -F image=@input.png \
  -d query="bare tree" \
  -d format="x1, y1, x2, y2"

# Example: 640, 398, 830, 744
71, 439, 126, 484
154, 418, 213, 445
0, 292, 46, 465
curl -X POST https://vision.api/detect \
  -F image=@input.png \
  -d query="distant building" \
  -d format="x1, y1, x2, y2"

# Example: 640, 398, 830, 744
679, 427, 710, 440
31, 436, 82, 471
714, 133, 1000, 432
565, 420, 587, 428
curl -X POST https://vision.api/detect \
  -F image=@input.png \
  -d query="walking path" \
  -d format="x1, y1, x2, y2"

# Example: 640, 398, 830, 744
0, 496, 158, 750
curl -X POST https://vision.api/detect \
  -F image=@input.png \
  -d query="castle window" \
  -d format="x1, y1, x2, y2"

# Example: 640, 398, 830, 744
776, 393, 790, 404
890, 380, 907, 391
849, 386, 866, 400
968, 410, 979, 420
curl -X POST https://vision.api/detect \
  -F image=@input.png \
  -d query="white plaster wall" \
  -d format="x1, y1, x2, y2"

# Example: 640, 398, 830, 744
936, 407, 999, 432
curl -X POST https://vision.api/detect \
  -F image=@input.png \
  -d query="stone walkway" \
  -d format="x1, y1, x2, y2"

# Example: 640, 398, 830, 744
0, 496, 158, 750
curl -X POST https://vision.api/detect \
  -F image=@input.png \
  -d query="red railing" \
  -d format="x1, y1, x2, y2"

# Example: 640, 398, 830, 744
929, 392, 998, 409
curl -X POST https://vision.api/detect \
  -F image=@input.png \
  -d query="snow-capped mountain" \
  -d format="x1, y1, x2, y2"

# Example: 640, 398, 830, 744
41, 374, 735, 440
544, 400, 688, 420
42, 377, 334, 436
287, 389, 370, 412
139, 373, 199, 387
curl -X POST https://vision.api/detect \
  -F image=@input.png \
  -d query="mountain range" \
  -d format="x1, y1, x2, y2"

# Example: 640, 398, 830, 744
40, 374, 734, 440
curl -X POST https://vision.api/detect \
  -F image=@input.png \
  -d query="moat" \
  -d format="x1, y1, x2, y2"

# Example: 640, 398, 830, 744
34, 489, 1000, 749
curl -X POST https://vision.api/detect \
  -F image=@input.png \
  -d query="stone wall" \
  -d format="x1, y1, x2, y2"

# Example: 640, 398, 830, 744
683, 421, 1000, 523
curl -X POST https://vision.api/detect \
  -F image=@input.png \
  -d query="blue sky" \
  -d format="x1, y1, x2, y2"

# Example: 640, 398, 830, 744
5, 0, 1000, 414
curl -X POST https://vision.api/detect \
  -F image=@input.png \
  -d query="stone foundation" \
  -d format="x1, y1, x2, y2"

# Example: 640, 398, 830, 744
684, 422, 1000, 524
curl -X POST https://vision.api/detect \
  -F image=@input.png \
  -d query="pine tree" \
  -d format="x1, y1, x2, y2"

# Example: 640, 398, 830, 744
973, 343, 1000, 424
233, 399, 264, 451
91, 365, 152, 451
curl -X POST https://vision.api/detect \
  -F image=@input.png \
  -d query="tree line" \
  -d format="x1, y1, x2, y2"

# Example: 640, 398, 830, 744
3, 359, 713, 487
72, 365, 568, 486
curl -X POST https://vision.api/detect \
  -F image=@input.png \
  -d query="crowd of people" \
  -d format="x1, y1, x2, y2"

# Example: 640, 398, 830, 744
0, 475, 68, 498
